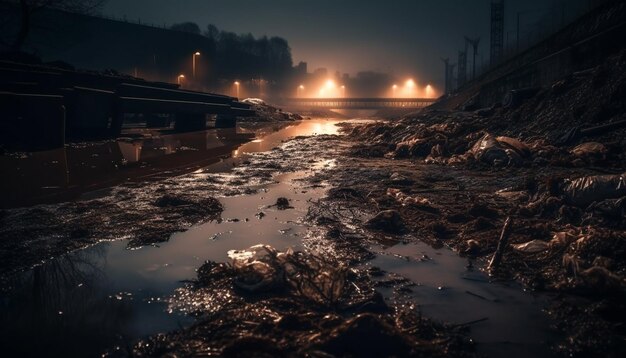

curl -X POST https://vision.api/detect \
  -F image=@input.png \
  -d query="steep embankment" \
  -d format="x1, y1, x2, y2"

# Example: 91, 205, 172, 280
336, 3, 626, 355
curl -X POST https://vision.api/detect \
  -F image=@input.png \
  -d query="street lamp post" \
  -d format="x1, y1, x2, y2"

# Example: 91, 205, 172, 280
177, 74, 185, 85
392, 84, 398, 97
192, 52, 201, 79
234, 81, 240, 98
341, 85, 346, 97
297, 85, 304, 97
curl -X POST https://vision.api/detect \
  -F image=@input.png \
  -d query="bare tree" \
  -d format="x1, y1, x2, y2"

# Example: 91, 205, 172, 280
8, 0, 107, 51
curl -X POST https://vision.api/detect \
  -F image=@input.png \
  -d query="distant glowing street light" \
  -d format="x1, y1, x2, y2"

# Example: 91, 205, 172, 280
392, 84, 398, 97
297, 84, 305, 97
325, 79, 336, 89
425, 84, 434, 98
341, 85, 346, 97
177, 74, 185, 85
405, 79, 416, 97
234, 81, 240, 98
192, 52, 201, 79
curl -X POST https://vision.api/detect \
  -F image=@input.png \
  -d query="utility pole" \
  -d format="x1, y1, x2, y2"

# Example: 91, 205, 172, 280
465, 37, 481, 79
458, 43, 468, 88
490, 0, 504, 66
441, 58, 450, 94
449, 63, 456, 92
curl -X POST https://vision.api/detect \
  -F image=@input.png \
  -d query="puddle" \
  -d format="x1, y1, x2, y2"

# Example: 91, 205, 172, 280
370, 241, 557, 358
0, 119, 347, 357
0, 118, 556, 358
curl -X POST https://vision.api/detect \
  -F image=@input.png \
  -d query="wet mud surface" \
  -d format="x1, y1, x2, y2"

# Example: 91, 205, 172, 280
1, 113, 623, 356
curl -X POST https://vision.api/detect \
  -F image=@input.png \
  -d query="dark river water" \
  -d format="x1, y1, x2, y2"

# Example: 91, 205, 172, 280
0, 119, 556, 357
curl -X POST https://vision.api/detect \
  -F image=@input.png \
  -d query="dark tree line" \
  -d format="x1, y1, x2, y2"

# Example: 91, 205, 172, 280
170, 21, 294, 82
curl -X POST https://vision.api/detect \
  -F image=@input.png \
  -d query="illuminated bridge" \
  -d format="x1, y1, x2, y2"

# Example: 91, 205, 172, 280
283, 97, 437, 110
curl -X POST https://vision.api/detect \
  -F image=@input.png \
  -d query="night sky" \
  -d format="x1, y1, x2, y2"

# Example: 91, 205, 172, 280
104, 0, 590, 85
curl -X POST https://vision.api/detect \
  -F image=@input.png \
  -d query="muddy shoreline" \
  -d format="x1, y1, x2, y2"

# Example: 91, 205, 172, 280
1, 113, 624, 357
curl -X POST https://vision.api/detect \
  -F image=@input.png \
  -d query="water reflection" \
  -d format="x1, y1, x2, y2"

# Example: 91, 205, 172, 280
0, 247, 140, 357
371, 242, 556, 358
0, 118, 353, 357
0, 127, 263, 209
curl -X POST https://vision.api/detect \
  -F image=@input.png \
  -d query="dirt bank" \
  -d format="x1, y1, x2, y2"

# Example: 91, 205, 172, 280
318, 50, 626, 356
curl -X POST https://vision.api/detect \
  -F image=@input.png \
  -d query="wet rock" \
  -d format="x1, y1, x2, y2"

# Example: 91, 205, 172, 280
275, 197, 292, 210
365, 210, 406, 234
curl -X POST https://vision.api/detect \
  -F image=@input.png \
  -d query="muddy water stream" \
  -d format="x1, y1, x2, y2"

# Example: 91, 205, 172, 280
1, 119, 554, 357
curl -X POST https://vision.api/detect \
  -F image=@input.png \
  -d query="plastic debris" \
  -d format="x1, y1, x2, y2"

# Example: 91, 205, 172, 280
570, 142, 607, 157
228, 244, 347, 304
228, 244, 291, 292
563, 172, 626, 207
469, 133, 529, 166
470, 133, 509, 166
512, 240, 549, 253
496, 136, 531, 158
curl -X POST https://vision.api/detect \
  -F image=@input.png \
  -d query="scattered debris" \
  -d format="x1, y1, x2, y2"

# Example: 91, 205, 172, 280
562, 172, 626, 207
512, 239, 549, 253
488, 217, 513, 274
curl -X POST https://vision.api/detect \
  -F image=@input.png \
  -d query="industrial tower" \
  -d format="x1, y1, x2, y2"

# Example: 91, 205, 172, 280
458, 47, 468, 88
490, 0, 504, 66
465, 37, 481, 79
442, 58, 451, 94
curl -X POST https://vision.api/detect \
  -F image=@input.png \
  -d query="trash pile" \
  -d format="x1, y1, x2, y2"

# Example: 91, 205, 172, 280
347, 50, 626, 169
228, 244, 347, 305
123, 245, 476, 357
331, 49, 626, 355
242, 98, 303, 122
